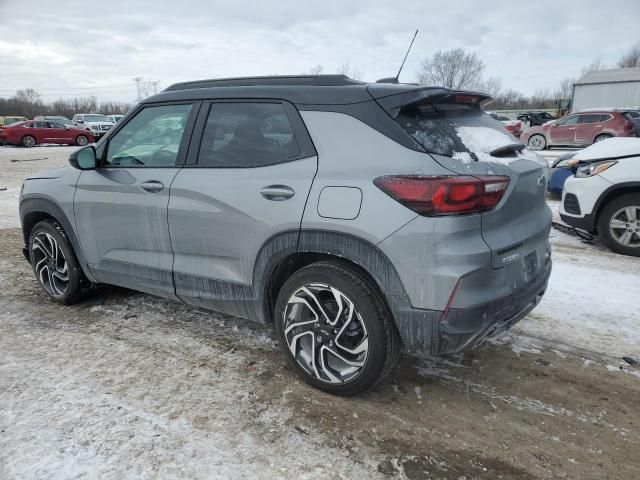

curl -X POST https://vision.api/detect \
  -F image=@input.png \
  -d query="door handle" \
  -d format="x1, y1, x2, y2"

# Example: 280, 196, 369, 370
140, 181, 164, 193
260, 185, 295, 201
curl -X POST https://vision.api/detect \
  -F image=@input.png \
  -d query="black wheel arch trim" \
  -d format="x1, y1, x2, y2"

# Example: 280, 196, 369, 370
591, 181, 640, 231
249, 229, 419, 350
19, 195, 96, 282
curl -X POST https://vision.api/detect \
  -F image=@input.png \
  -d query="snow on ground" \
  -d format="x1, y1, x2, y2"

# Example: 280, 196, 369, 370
509, 199, 640, 359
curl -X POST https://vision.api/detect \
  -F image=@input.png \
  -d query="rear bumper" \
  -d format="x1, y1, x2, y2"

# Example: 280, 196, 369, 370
392, 258, 551, 355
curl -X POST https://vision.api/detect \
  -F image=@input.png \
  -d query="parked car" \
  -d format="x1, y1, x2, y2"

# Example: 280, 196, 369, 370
547, 152, 581, 197
522, 110, 638, 150
105, 114, 124, 123
0, 115, 27, 128
560, 137, 640, 256
488, 112, 522, 138
517, 111, 557, 128
19, 75, 552, 395
72, 113, 114, 139
0, 120, 94, 147
34, 115, 73, 127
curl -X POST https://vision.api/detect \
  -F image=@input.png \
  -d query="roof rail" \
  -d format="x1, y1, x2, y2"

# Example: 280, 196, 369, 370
165, 75, 365, 91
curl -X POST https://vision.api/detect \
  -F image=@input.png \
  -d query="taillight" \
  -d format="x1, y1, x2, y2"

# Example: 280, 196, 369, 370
374, 175, 510, 216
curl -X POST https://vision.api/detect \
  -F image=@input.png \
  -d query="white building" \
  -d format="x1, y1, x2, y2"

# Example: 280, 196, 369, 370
572, 67, 640, 112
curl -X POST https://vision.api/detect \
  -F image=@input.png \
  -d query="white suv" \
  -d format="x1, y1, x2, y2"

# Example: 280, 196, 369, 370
72, 114, 114, 140
560, 138, 640, 256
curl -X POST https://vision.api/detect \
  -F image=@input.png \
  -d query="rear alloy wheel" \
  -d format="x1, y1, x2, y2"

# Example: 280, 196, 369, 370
598, 193, 640, 257
29, 220, 93, 304
22, 135, 36, 148
594, 134, 612, 143
76, 135, 89, 146
527, 134, 546, 151
274, 261, 400, 396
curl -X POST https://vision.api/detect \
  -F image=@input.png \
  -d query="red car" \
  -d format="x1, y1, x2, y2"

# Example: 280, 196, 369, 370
521, 109, 638, 150
0, 120, 94, 147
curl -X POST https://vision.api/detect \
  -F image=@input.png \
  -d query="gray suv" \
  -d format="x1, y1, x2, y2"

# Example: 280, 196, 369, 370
19, 75, 552, 395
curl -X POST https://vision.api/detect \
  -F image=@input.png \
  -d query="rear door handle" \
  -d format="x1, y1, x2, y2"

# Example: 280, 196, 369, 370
260, 185, 295, 201
140, 180, 164, 193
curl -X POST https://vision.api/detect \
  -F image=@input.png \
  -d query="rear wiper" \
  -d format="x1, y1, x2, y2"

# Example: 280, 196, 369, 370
490, 143, 525, 157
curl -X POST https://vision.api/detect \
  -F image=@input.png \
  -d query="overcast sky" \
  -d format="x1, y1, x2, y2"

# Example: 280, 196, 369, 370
1, 0, 639, 103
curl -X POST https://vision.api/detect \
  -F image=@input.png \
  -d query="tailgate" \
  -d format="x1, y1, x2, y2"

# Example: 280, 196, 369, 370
482, 158, 551, 269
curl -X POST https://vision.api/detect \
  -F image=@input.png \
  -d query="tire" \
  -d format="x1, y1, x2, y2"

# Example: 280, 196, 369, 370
75, 135, 89, 146
527, 134, 547, 151
21, 135, 36, 148
597, 193, 640, 257
594, 134, 612, 143
273, 261, 401, 396
28, 220, 93, 304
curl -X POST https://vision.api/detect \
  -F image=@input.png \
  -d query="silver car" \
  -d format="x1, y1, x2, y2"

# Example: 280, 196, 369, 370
19, 75, 552, 395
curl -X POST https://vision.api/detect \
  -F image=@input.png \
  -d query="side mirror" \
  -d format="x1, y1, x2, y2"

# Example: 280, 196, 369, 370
77, 120, 84, 124
69, 146, 97, 170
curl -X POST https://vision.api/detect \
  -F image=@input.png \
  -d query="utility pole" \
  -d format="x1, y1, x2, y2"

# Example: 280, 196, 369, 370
133, 77, 143, 102
151, 81, 159, 95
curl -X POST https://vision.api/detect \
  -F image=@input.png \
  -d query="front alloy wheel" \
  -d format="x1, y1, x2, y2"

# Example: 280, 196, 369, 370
283, 283, 369, 384
527, 134, 546, 151
598, 193, 640, 257
609, 206, 640, 248
31, 231, 69, 297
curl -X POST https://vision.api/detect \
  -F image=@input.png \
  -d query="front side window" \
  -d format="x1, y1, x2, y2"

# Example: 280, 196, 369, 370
105, 104, 192, 167
197, 103, 300, 167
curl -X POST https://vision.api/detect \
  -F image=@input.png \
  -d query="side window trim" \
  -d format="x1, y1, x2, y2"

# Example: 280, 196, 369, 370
98, 100, 201, 168
184, 98, 317, 167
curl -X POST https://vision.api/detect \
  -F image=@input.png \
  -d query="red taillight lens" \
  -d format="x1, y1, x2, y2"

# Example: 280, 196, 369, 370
374, 175, 510, 216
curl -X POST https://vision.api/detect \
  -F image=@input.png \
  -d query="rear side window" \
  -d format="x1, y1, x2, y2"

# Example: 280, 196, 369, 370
578, 114, 602, 124
197, 103, 300, 168
395, 103, 516, 160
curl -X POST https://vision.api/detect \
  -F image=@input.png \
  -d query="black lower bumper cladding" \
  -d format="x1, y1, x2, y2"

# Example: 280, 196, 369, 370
394, 259, 552, 355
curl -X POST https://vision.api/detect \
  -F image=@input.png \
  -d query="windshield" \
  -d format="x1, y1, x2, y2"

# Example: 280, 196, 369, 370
84, 115, 108, 122
396, 103, 518, 162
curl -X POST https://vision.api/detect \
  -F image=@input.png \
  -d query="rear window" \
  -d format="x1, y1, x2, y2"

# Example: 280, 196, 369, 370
395, 103, 517, 162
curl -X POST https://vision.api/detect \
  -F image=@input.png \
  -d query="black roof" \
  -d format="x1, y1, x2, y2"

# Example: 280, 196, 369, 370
144, 75, 491, 109
146, 75, 428, 106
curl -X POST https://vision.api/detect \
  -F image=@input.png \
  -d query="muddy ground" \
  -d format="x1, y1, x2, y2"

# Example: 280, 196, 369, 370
1, 226, 638, 479
1, 145, 639, 479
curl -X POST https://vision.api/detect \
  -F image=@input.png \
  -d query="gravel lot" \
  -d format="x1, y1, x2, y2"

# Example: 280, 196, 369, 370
1, 145, 639, 479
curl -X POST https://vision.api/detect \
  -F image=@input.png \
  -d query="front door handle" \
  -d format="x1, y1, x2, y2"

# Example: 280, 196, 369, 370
260, 185, 295, 201
140, 180, 164, 193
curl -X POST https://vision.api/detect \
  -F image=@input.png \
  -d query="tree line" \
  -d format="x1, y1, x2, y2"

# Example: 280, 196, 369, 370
0, 88, 133, 119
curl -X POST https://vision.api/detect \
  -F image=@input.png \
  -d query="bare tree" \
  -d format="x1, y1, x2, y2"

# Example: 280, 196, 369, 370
554, 77, 574, 100
307, 65, 324, 75
14, 88, 42, 105
336, 62, 363, 80
476, 77, 502, 97
618, 42, 640, 68
581, 57, 607, 76
417, 49, 485, 89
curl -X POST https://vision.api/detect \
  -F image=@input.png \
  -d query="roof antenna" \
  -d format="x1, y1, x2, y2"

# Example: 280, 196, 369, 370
376, 29, 419, 84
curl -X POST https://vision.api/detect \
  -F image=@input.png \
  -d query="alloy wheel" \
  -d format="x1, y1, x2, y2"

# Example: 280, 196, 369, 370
76, 135, 88, 146
31, 232, 69, 296
23, 136, 36, 147
609, 205, 640, 248
283, 283, 369, 384
528, 135, 545, 150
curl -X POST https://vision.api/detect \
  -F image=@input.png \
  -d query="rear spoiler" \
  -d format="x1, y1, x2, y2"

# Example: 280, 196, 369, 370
367, 85, 493, 118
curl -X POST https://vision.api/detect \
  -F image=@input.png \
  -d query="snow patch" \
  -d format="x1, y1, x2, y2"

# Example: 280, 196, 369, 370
573, 137, 640, 161
455, 126, 545, 166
